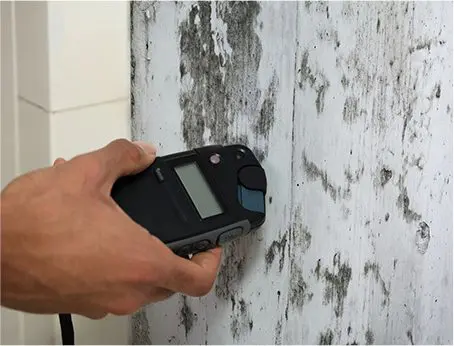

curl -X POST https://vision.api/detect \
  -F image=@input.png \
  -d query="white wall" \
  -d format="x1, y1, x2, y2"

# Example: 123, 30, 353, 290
1, 1, 130, 344
130, 1, 453, 344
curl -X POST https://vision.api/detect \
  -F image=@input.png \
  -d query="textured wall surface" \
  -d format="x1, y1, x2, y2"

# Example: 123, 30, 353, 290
130, 1, 453, 344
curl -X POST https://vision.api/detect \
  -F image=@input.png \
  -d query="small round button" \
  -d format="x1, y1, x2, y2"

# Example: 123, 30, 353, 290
236, 148, 246, 159
194, 240, 210, 251
210, 153, 221, 164
176, 245, 192, 256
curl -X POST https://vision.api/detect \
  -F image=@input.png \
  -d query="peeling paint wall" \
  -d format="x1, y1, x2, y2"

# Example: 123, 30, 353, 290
130, 1, 453, 344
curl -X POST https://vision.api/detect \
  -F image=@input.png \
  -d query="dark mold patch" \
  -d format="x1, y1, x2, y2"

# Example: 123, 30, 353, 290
319, 328, 334, 345
179, 2, 275, 161
321, 253, 352, 317
315, 84, 329, 115
415, 221, 430, 254
292, 224, 312, 253
380, 167, 393, 186
130, 2, 158, 140
314, 259, 322, 280
413, 156, 425, 170
385, 212, 390, 222
397, 176, 421, 223
180, 296, 197, 337
407, 330, 414, 345
288, 205, 312, 255
265, 233, 287, 273
131, 309, 152, 344
274, 319, 283, 344
365, 329, 374, 345
215, 242, 245, 300
255, 72, 279, 138
302, 152, 341, 202
342, 96, 361, 123
401, 107, 413, 144
341, 75, 349, 89
364, 261, 390, 307
344, 166, 365, 184
230, 298, 253, 341
435, 84, 441, 98
408, 40, 432, 54
298, 50, 330, 115
289, 261, 313, 309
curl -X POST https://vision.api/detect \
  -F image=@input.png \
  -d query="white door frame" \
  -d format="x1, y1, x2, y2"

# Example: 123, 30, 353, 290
1, 1, 131, 344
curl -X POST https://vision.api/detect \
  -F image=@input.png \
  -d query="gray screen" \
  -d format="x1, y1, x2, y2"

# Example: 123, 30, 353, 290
174, 162, 223, 219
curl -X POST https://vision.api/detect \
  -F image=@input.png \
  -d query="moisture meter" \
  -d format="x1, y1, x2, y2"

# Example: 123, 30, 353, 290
111, 144, 267, 256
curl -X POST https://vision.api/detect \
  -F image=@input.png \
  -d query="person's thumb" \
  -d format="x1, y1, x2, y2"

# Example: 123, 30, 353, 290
92, 139, 157, 187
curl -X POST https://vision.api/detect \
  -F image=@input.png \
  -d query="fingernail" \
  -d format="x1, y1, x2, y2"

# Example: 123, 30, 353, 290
53, 157, 66, 166
133, 141, 157, 156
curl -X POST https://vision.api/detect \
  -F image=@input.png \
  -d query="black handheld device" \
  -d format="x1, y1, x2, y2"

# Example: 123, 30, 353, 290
110, 144, 267, 256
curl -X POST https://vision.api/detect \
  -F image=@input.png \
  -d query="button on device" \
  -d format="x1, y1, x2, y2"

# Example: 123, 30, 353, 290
209, 153, 221, 165
176, 244, 192, 256
218, 227, 243, 245
236, 148, 246, 160
154, 168, 164, 182
237, 184, 265, 213
194, 240, 210, 251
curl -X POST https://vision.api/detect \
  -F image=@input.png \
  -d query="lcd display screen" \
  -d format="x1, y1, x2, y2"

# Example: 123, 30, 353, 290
174, 162, 223, 219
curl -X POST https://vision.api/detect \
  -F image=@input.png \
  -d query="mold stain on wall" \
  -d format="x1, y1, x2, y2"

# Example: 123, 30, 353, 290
178, 1, 278, 163
298, 50, 330, 115
363, 261, 391, 307
319, 253, 352, 318
131, 308, 152, 345
230, 298, 254, 341
179, 296, 197, 338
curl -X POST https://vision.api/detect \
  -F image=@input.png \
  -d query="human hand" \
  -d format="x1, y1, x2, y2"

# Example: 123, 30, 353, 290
1, 139, 222, 319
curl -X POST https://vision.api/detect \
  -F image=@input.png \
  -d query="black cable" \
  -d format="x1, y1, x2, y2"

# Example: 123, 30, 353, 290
59, 313, 74, 345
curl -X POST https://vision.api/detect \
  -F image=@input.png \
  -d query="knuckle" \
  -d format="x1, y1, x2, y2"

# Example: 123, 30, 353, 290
75, 156, 103, 187
112, 139, 143, 164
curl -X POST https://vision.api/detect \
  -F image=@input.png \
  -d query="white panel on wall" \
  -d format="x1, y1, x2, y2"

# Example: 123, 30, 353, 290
47, 1, 130, 111
130, 1, 453, 344
14, 1, 50, 110
1, 0, 19, 188
2, 0, 131, 344
50, 100, 130, 160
